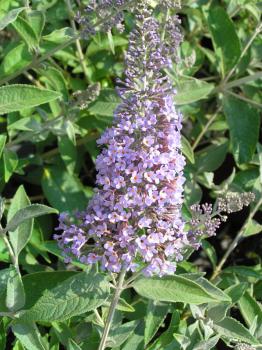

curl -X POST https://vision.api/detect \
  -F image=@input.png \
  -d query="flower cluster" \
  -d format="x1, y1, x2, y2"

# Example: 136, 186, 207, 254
55, 3, 188, 276
189, 192, 255, 242
76, 0, 132, 36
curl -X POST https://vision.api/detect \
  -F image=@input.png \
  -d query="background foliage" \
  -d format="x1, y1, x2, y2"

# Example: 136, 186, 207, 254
0, 0, 261, 349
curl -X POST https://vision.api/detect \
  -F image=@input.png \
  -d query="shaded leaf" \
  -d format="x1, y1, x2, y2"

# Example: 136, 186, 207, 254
223, 95, 260, 164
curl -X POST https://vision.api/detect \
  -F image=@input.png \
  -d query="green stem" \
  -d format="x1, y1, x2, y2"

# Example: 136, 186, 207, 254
65, 0, 90, 82
192, 107, 222, 151
98, 269, 126, 350
225, 89, 262, 109
211, 197, 262, 281
223, 22, 262, 84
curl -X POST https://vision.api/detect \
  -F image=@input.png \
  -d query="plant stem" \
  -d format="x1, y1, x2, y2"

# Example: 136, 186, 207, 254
98, 269, 126, 350
65, 0, 90, 82
192, 107, 222, 151
211, 197, 262, 281
223, 22, 262, 84
225, 89, 262, 109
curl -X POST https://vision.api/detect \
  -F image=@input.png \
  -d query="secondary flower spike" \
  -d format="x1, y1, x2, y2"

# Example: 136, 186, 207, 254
55, 3, 188, 276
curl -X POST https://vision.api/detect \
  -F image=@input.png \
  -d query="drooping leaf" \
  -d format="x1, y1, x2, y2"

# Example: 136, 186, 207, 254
0, 85, 61, 115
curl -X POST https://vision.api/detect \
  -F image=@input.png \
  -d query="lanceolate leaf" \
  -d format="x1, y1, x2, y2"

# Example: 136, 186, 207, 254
207, 6, 241, 76
6, 268, 25, 312
133, 275, 229, 304
5, 204, 58, 233
0, 7, 26, 31
175, 77, 214, 104
23, 272, 109, 322
213, 317, 259, 345
223, 95, 260, 164
0, 85, 61, 115
7, 185, 33, 258
12, 321, 47, 350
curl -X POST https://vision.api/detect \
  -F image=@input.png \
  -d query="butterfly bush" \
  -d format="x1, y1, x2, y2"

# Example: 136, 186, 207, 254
55, 2, 255, 276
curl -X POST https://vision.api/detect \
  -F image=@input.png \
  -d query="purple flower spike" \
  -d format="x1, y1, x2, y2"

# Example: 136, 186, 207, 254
55, 3, 188, 276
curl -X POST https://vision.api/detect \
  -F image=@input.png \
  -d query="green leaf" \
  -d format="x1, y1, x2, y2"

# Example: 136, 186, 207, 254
207, 6, 241, 76
207, 302, 230, 322
22, 271, 77, 309
12, 15, 38, 49
0, 135, 7, 158
87, 35, 128, 56
24, 272, 109, 322
238, 292, 262, 328
43, 241, 86, 269
6, 268, 25, 312
58, 135, 77, 174
5, 204, 58, 233
42, 166, 90, 212
1, 149, 18, 182
88, 89, 120, 117
133, 275, 229, 304
105, 321, 139, 348
183, 274, 231, 302
0, 7, 25, 31
104, 298, 135, 313
0, 43, 32, 79
7, 186, 33, 258
12, 321, 47, 350
213, 316, 259, 345
144, 301, 169, 345
202, 240, 217, 269
40, 66, 68, 101
223, 95, 260, 164
195, 140, 228, 172
42, 27, 74, 43
0, 85, 61, 115
121, 321, 144, 350
225, 283, 248, 303
193, 335, 220, 350
174, 77, 214, 105
27, 10, 45, 42
224, 266, 262, 280
244, 219, 262, 237
181, 135, 195, 164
